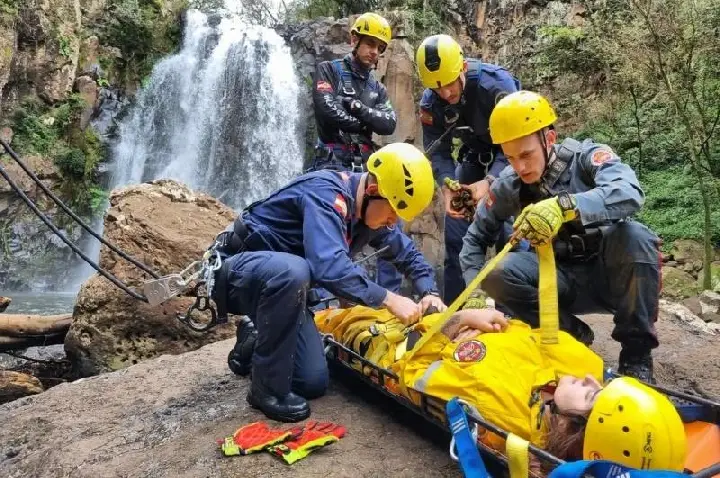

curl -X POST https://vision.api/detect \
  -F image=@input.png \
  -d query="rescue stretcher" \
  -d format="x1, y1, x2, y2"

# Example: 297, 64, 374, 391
318, 312, 720, 477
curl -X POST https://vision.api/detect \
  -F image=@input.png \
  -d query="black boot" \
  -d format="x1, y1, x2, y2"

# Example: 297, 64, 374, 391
227, 317, 257, 377
618, 348, 655, 384
246, 377, 310, 423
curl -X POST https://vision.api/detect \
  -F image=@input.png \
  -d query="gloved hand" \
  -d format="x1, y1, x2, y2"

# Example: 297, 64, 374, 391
266, 421, 346, 464
512, 196, 576, 246
339, 96, 367, 116
218, 421, 293, 456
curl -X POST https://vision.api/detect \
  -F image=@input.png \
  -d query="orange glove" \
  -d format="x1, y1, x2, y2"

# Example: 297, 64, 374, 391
218, 421, 293, 456
266, 421, 347, 464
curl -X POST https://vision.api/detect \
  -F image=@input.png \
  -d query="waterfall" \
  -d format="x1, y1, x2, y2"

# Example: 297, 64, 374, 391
109, 7, 304, 210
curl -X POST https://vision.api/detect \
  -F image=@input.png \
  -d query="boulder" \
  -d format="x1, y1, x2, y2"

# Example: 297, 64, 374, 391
671, 239, 705, 265
661, 266, 701, 299
64, 179, 237, 377
0, 371, 44, 404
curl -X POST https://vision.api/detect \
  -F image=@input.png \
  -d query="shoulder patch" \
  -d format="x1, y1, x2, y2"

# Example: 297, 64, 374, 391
590, 148, 616, 166
454, 340, 487, 362
316, 80, 333, 93
333, 194, 348, 218
419, 109, 433, 126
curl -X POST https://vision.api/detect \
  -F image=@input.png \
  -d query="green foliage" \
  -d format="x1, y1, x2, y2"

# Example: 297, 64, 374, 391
533, 25, 607, 84
58, 35, 72, 58
0, 0, 17, 16
5, 96, 108, 216
637, 168, 720, 247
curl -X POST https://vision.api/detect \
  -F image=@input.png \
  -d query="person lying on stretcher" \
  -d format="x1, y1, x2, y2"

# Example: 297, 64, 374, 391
315, 306, 687, 471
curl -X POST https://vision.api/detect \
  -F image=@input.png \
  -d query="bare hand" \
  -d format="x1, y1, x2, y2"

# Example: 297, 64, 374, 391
464, 179, 490, 204
419, 294, 447, 314
453, 309, 508, 334
442, 186, 466, 220
383, 291, 422, 325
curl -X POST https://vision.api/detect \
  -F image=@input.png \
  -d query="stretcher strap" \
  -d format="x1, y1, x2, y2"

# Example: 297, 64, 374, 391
548, 460, 688, 478
446, 398, 489, 478
537, 243, 559, 345
506, 433, 530, 478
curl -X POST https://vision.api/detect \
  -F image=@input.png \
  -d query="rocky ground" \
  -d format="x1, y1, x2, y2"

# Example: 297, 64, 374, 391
1, 308, 719, 478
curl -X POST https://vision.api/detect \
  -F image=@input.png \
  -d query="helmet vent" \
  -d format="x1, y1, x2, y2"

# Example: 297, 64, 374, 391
397, 200, 408, 210
623, 450, 630, 457
618, 405, 624, 412
424, 37, 441, 72
402, 164, 412, 178
373, 158, 382, 168
622, 426, 630, 432
406, 187, 414, 196
598, 417, 604, 423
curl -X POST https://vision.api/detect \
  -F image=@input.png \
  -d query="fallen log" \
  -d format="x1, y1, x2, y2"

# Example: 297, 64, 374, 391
0, 370, 44, 404
0, 333, 67, 352
0, 313, 72, 337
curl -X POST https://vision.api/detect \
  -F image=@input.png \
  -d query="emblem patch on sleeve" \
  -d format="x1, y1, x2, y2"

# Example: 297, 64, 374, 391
316, 80, 333, 93
453, 340, 487, 362
419, 109, 433, 126
333, 194, 348, 218
590, 149, 615, 166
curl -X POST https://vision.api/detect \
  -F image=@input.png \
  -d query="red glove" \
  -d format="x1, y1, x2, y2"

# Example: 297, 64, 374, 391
218, 421, 292, 456
266, 421, 346, 464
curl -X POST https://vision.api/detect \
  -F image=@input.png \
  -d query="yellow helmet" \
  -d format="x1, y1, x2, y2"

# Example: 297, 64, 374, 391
488, 90, 557, 144
351, 13, 392, 46
415, 35, 464, 89
366, 143, 435, 222
583, 377, 687, 470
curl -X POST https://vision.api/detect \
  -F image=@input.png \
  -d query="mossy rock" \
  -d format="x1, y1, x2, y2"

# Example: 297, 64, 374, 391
671, 239, 705, 264
662, 266, 701, 299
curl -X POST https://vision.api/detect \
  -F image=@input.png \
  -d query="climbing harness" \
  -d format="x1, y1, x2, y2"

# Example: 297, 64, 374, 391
0, 140, 220, 331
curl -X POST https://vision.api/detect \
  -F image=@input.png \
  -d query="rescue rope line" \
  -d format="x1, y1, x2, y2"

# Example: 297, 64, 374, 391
0, 141, 150, 302
0, 140, 160, 279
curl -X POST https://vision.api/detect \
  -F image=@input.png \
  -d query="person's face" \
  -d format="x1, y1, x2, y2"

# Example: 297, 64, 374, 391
432, 76, 463, 104
500, 129, 557, 184
363, 198, 399, 229
352, 35, 386, 68
553, 375, 603, 415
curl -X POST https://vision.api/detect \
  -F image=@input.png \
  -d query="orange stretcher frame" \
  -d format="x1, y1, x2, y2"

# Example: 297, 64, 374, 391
321, 333, 720, 477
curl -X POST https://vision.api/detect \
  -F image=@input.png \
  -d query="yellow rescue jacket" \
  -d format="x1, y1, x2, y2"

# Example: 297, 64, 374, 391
314, 306, 604, 450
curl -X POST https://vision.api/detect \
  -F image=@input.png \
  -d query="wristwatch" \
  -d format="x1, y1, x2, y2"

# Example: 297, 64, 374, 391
421, 289, 441, 298
556, 191, 577, 220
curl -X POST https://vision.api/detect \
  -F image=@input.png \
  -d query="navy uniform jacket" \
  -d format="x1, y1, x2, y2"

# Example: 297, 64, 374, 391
459, 138, 645, 284
239, 170, 437, 306
312, 54, 396, 147
420, 60, 520, 184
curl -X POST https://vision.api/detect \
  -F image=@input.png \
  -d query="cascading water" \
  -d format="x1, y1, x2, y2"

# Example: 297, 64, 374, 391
109, 7, 304, 210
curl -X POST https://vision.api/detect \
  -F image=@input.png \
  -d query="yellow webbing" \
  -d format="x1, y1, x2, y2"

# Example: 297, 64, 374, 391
506, 433, 530, 478
397, 239, 560, 393
537, 243, 559, 345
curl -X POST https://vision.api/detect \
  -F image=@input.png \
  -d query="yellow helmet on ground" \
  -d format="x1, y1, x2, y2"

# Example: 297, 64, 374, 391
583, 377, 687, 470
488, 90, 557, 144
366, 143, 434, 222
415, 35, 464, 89
351, 13, 392, 46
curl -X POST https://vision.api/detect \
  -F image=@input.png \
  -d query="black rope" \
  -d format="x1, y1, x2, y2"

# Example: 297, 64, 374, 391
0, 157, 148, 302
0, 139, 159, 279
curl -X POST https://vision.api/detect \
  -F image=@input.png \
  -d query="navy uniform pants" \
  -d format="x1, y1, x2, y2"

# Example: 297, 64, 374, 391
224, 251, 329, 398
481, 221, 661, 352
